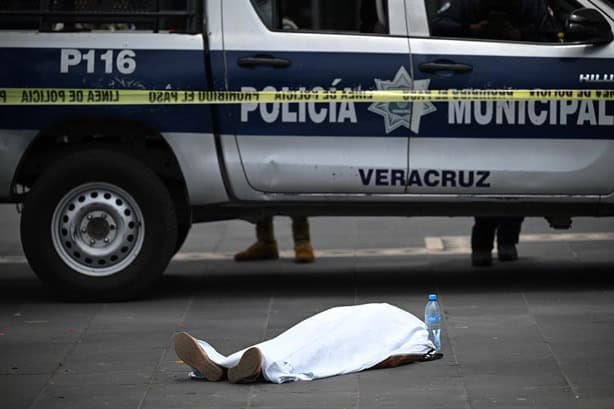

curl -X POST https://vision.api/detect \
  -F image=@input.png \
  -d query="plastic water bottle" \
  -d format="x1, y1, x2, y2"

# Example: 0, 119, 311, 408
425, 294, 442, 352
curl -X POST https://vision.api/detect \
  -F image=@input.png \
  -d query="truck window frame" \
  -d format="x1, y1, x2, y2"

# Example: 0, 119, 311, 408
0, 0, 203, 34
421, 0, 586, 45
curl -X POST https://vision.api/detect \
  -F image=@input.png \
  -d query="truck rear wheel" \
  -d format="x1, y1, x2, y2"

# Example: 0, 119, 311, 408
21, 149, 177, 300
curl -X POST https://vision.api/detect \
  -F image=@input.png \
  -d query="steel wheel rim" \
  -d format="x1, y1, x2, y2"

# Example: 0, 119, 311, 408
51, 182, 145, 277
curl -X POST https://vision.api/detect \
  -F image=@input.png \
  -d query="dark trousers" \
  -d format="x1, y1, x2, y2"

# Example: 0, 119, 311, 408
471, 217, 524, 252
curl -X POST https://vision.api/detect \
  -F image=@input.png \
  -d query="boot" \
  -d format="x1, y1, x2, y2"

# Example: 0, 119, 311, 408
174, 332, 225, 382
227, 347, 263, 384
235, 217, 279, 261
234, 241, 279, 261
292, 217, 314, 263
497, 244, 518, 261
496, 217, 522, 262
294, 240, 315, 263
471, 249, 492, 267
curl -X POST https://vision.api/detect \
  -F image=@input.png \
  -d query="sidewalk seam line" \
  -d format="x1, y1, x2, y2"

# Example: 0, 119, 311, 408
135, 297, 194, 409
442, 300, 474, 409
520, 292, 581, 405
246, 295, 274, 409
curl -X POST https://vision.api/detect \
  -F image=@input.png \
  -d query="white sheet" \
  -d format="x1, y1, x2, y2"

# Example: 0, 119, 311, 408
194, 303, 434, 384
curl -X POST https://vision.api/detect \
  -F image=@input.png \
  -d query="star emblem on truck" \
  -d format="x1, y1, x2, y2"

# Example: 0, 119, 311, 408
368, 66, 437, 134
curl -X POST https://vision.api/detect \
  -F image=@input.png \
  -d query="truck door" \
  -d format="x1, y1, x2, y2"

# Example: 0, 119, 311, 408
406, 0, 614, 196
220, 0, 412, 194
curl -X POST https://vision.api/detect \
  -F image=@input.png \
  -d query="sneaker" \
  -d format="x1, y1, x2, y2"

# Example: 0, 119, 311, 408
174, 332, 225, 382
234, 241, 279, 262
227, 347, 263, 384
419, 349, 444, 362
294, 240, 315, 263
497, 244, 518, 261
471, 249, 493, 267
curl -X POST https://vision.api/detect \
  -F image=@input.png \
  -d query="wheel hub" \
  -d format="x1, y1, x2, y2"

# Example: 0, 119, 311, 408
83, 211, 113, 241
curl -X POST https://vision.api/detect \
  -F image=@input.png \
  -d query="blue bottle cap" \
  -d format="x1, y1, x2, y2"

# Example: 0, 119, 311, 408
428, 294, 437, 301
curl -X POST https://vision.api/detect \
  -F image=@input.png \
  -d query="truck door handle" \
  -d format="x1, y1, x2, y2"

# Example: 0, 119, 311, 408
237, 56, 291, 68
419, 62, 473, 74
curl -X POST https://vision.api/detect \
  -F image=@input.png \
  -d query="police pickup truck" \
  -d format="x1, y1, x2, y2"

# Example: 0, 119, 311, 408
1, 0, 613, 299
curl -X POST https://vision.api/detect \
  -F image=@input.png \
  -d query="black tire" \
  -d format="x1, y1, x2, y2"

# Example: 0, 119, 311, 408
174, 220, 192, 254
20, 149, 177, 301
166, 182, 192, 254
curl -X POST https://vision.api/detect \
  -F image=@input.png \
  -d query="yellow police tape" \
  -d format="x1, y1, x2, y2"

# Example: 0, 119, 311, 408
1, 88, 614, 106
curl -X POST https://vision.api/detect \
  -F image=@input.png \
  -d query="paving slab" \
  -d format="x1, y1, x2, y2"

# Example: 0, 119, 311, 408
247, 389, 358, 409
31, 383, 145, 409
467, 385, 577, 409
140, 381, 250, 409
573, 386, 614, 409
0, 374, 50, 409
357, 384, 468, 409
0, 342, 71, 375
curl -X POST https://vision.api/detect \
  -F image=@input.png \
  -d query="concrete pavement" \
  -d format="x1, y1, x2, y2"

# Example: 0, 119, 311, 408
1, 205, 614, 409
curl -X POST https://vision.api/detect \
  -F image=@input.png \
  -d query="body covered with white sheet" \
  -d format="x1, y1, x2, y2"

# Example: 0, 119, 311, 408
195, 303, 435, 383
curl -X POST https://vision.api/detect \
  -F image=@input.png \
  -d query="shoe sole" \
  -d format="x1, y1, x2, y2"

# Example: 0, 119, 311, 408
174, 332, 224, 382
227, 347, 263, 384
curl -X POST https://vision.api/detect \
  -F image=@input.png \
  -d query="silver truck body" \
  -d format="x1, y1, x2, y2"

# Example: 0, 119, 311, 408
1, 0, 613, 214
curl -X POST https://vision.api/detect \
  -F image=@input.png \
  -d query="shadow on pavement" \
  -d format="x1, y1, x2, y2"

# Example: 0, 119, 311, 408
157, 258, 614, 299
0, 258, 612, 303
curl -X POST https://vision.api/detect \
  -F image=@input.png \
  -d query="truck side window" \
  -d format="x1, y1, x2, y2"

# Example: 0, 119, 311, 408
425, 0, 581, 42
251, 0, 389, 35
0, 0, 198, 33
